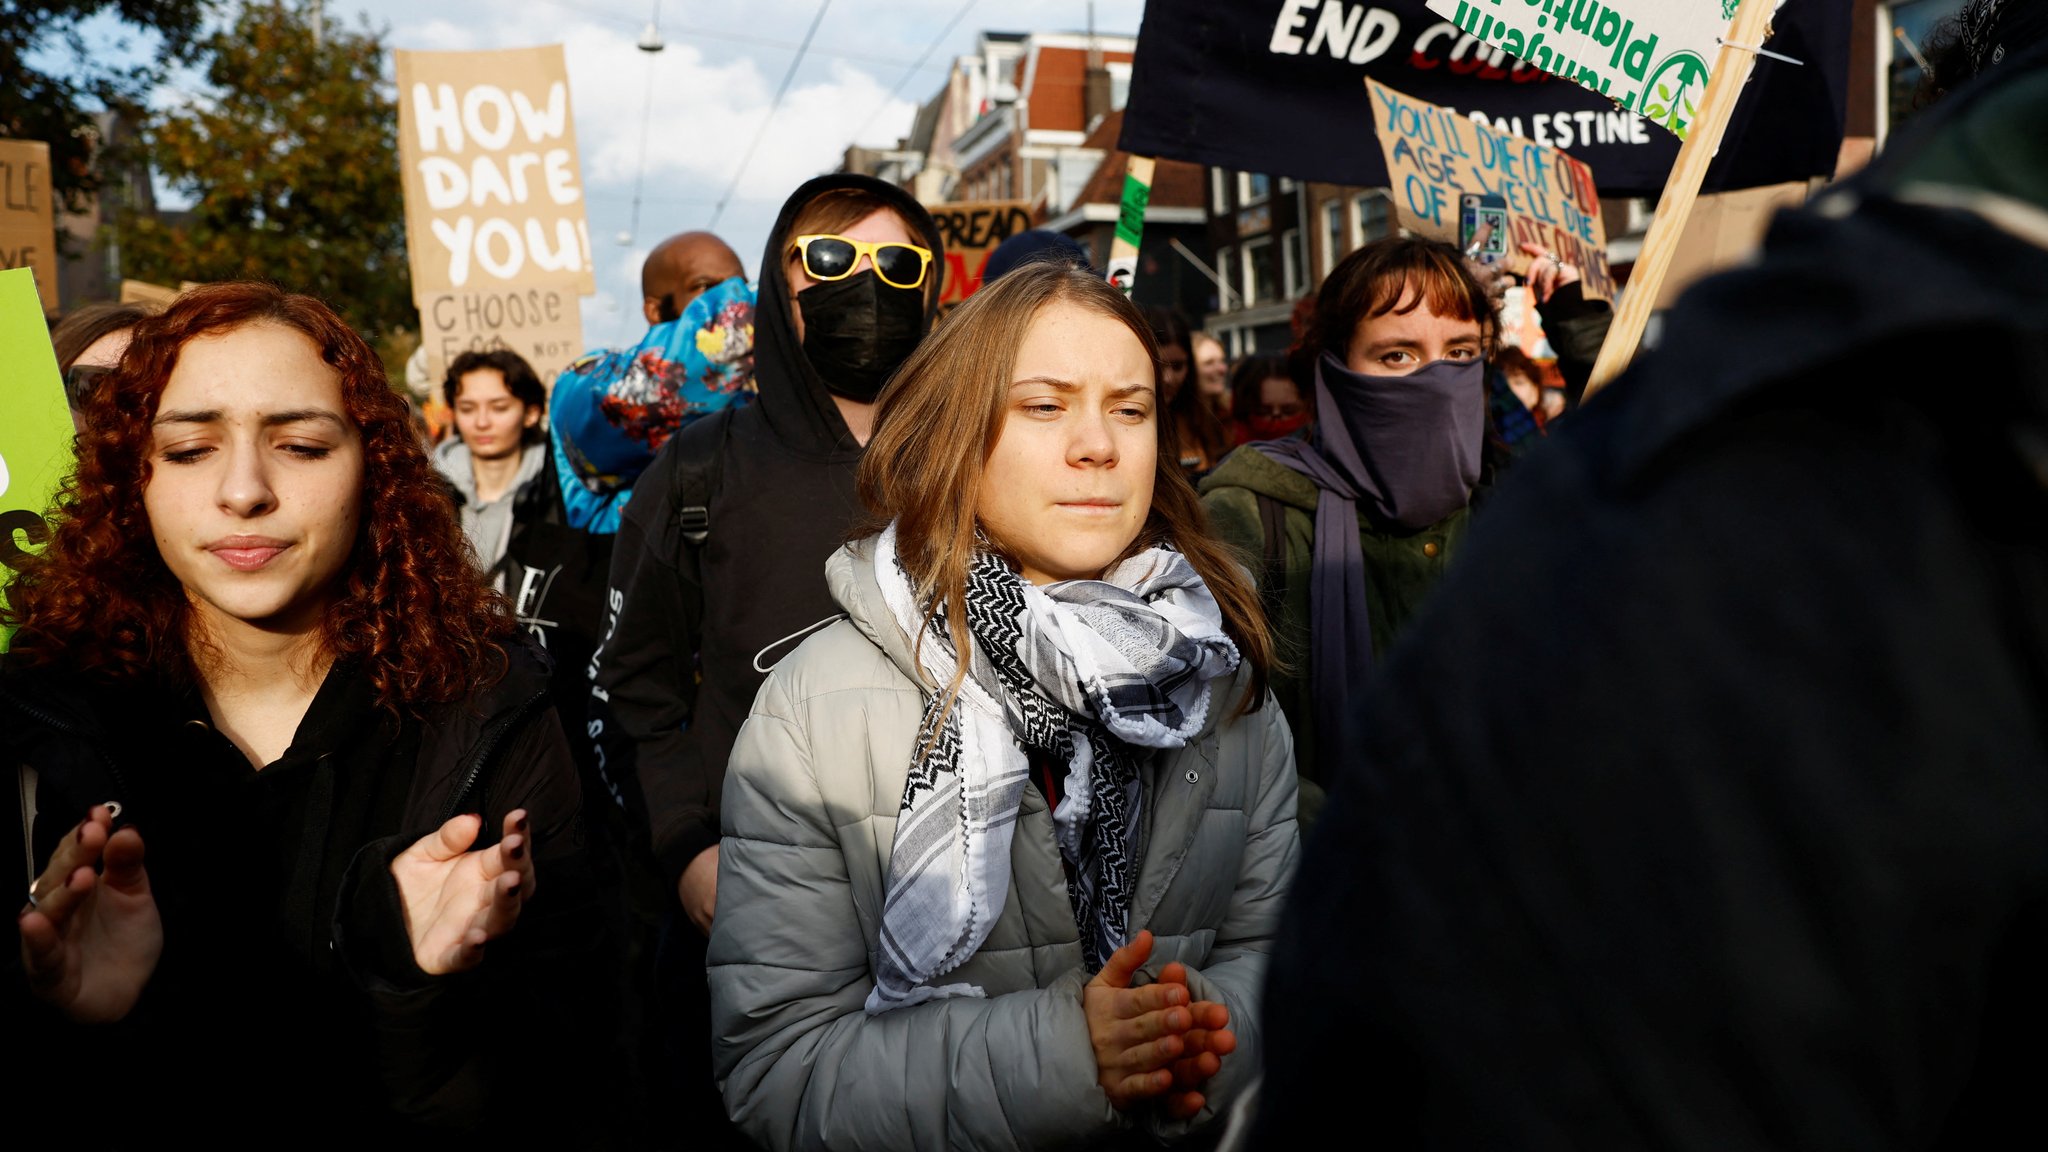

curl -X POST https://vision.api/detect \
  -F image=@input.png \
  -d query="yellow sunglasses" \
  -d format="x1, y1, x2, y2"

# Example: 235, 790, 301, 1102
789, 234, 934, 291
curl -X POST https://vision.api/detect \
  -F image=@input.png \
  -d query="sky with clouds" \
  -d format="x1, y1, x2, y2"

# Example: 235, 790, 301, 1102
66, 0, 1149, 347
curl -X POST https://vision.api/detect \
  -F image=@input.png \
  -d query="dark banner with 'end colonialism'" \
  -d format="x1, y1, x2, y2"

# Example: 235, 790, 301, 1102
1118, 0, 1852, 197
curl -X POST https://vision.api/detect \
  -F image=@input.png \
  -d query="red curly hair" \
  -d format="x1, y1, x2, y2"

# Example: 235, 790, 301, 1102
4, 281, 511, 715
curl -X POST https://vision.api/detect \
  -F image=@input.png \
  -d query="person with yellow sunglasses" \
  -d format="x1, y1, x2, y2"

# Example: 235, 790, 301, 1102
593, 173, 945, 1149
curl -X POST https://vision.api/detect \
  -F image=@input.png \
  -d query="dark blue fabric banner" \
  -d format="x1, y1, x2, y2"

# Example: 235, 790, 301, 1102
1118, 0, 1853, 197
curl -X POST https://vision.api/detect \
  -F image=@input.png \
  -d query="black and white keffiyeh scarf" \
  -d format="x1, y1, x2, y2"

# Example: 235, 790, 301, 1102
864, 522, 1241, 1014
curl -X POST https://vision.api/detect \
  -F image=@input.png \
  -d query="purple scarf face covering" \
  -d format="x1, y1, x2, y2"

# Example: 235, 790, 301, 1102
1315, 350, 1486, 532
1249, 351, 1485, 762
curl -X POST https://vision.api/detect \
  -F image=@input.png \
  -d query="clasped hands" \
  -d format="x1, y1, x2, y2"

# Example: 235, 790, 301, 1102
18, 804, 537, 1022
1083, 929, 1237, 1121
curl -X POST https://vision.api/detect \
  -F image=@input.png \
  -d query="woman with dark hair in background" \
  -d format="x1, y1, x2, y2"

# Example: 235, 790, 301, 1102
1192, 331, 1231, 413
710, 260, 1296, 1151
3, 282, 623, 1142
1201, 236, 1499, 821
1145, 307, 1232, 479
433, 347, 553, 581
1228, 352, 1311, 446
49, 299, 159, 419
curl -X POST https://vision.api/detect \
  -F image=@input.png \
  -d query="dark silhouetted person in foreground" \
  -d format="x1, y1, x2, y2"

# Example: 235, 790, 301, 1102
1255, 37, 2048, 1151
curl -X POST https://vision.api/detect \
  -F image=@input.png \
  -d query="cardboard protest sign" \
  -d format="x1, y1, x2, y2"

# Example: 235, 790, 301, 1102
118, 279, 203, 306
396, 46, 595, 298
928, 201, 1034, 306
0, 269, 74, 650
1424, 0, 1760, 139
0, 140, 59, 313
1118, 0, 1849, 197
418, 285, 585, 389
397, 45, 595, 388
1366, 78, 1613, 301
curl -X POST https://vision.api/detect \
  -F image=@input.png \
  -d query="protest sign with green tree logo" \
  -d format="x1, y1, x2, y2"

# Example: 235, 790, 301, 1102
1424, 0, 1771, 140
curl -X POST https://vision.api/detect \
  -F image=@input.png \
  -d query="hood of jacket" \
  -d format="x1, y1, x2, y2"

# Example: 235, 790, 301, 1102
823, 536, 1245, 745
753, 173, 946, 457
1198, 443, 1321, 514
434, 436, 549, 509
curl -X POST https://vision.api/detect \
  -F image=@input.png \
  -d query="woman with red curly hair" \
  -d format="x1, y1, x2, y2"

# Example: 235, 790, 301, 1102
3, 282, 624, 1141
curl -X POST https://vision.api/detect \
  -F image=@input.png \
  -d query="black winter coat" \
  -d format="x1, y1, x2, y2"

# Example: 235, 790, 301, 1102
1256, 50, 2048, 1151
590, 174, 945, 886
1, 637, 628, 1145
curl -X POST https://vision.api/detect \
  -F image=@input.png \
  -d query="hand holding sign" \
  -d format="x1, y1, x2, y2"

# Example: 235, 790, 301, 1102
1366, 79, 1614, 303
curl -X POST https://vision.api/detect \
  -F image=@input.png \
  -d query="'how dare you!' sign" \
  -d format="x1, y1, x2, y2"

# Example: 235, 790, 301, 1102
397, 45, 594, 384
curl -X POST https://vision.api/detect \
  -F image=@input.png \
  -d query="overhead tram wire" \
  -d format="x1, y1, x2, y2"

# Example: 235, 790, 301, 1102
623, 0, 665, 246
526, 0, 943, 71
707, 0, 835, 230
848, 0, 982, 147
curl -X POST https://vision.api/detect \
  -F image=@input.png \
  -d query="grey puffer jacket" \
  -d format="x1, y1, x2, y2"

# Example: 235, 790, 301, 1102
708, 537, 1300, 1151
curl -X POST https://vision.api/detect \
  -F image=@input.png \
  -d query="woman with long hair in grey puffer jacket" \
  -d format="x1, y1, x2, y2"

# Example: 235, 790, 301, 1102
706, 260, 1300, 1150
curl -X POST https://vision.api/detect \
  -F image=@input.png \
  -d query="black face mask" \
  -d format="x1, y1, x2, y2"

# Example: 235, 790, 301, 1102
795, 269, 926, 402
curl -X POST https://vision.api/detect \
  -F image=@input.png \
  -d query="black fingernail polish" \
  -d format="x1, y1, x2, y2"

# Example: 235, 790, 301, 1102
510, 843, 526, 861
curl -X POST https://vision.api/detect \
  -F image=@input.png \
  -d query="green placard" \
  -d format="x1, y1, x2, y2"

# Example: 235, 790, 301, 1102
0, 267, 73, 651
1114, 174, 1152, 250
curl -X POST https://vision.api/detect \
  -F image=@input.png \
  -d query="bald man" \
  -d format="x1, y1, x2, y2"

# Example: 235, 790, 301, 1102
643, 231, 746, 325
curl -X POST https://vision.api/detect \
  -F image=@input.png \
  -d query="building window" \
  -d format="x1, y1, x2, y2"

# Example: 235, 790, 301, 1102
1278, 175, 1297, 193
1282, 228, 1305, 298
1210, 168, 1228, 215
1243, 237, 1275, 307
1215, 243, 1234, 308
1887, 0, 1966, 136
1108, 62, 1133, 111
1237, 172, 1271, 206
1323, 200, 1349, 277
1353, 192, 1391, 248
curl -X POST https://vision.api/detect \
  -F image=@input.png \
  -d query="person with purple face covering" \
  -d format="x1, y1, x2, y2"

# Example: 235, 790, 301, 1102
1200, 237, 1496, 821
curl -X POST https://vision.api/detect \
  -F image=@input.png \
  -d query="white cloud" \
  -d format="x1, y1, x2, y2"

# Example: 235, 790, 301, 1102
376, 0, 1144, 346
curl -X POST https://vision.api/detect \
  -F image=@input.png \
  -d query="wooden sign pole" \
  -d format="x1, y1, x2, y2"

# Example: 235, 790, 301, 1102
1583, 0, 1781, 399
1106, 155, 1156, 296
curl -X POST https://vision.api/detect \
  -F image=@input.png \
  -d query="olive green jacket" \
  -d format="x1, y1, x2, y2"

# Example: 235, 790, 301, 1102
1200, 445, 1470, 804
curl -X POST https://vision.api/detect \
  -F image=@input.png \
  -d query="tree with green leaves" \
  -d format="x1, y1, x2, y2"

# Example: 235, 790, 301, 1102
0, 0, 207, 213
117, 0, 414, 340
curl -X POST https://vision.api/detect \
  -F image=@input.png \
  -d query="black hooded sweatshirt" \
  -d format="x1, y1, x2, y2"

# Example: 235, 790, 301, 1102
592, 174, 944, 885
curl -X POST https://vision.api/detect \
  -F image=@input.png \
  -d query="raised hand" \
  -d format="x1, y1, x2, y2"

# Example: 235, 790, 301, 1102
391, 809, 536, 975
1154, 959, 1237, 1120
17, 805, 163, 1023
1520, 241, 1582, 305
1084, 930, 1196, 1110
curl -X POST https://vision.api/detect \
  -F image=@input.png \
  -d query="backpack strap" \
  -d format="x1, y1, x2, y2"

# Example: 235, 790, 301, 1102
673, 407, 737, 547
1256, 492, 1290, 627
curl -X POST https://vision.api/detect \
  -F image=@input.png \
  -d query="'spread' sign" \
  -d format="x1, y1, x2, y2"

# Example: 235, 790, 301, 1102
928, 200, 1034, 306
397, 44, 595, 385
1424, 0, 1751, 139
0, 140, 59, 313
0, 268, 74, 650
418, 285, 585, 389
1367, 78, 1613, 301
